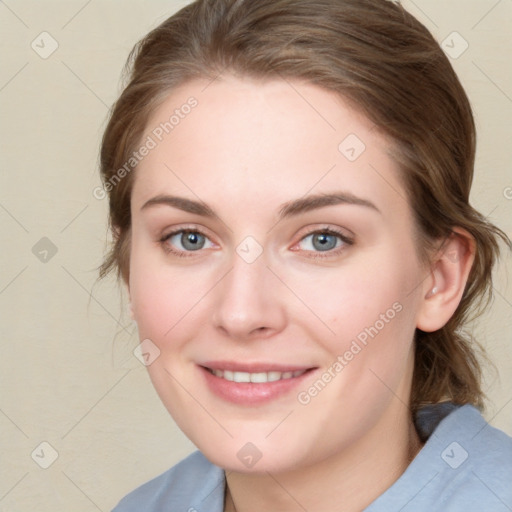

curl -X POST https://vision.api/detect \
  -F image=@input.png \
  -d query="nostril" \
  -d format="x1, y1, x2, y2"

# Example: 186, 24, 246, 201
249, 326, 274, 337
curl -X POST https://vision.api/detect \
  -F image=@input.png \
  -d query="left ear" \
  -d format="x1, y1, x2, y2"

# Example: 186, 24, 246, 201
416, 228, 475, 332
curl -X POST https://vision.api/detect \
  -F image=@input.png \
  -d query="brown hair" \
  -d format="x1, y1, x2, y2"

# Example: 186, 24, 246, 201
98, 0, 510, 412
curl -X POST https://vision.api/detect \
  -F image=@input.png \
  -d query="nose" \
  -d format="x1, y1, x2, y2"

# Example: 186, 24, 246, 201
211, 253, 287, 340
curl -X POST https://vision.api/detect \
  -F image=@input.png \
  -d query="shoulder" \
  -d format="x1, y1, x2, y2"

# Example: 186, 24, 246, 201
416, 404, 512, 510
440, 404, 512, 473
442, 404, 512, 507
111, 450, 225, 512
367, 404, 512, 512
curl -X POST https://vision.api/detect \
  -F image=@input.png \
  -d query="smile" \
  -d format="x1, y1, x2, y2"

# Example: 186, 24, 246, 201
206, 368, 308, 383
200, 363, 317, 405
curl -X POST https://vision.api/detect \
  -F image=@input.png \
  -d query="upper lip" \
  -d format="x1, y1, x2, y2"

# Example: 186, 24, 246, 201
200, 361, 317, 373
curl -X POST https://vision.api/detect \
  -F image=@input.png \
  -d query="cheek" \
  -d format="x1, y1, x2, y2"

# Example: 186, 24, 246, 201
128, 243, 216, 344
287, 258, 414, 346
129, 239, 178, 339
327, 256, 420, 398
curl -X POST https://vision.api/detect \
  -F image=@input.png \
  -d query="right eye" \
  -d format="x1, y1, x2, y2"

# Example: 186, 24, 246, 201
161, 229, 215, 254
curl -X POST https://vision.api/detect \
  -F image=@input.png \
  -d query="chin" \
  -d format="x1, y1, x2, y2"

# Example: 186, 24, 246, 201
192, 433, 312, 474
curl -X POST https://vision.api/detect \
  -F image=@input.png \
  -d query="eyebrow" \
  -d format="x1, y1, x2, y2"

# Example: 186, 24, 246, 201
140, 191, 380, 218
278, 192, 381, 218
141, 195, 216, 217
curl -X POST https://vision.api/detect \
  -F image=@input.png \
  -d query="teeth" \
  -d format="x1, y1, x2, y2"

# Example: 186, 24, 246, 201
210, 368, 307, 383
233, 371, 251, 383
250, 372, 268, 383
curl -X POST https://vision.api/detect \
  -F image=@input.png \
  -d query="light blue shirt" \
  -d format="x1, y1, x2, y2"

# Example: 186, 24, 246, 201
112, 403, 512, 511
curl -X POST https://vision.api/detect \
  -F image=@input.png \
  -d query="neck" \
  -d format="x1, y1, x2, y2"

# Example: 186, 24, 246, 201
224, 403, 423, 512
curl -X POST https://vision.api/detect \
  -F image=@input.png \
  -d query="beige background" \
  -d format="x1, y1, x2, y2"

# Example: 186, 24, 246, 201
0, 1, 511, 510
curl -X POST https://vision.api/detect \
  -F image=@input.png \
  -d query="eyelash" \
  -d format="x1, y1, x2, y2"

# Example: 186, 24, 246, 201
159, 226, 354, 258
292, 227, 354, 259
159, 228, 214, 258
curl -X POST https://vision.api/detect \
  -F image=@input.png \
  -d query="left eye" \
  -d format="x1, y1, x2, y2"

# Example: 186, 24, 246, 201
165, 230, 215, 252
297, 232, 346, 252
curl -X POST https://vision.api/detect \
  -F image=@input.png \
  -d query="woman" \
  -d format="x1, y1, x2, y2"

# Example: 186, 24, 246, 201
98, 0, 512, 510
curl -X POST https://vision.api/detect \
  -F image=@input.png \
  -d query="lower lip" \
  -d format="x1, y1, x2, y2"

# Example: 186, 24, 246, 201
199, 366, 316, 405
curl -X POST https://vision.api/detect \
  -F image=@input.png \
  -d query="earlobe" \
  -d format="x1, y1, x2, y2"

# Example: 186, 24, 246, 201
416, 229, 475, 332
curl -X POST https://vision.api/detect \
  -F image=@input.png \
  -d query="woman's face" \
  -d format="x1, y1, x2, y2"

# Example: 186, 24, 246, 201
128, 76, 428, 472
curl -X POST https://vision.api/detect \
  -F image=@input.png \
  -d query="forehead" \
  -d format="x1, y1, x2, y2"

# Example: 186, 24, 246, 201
132, 76, 406, 218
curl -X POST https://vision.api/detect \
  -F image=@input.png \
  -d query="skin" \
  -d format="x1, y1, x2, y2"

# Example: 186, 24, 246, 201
127, 76, 474, 512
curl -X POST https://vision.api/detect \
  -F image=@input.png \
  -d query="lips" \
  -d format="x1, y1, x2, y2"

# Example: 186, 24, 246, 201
199, 361, 318, 405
